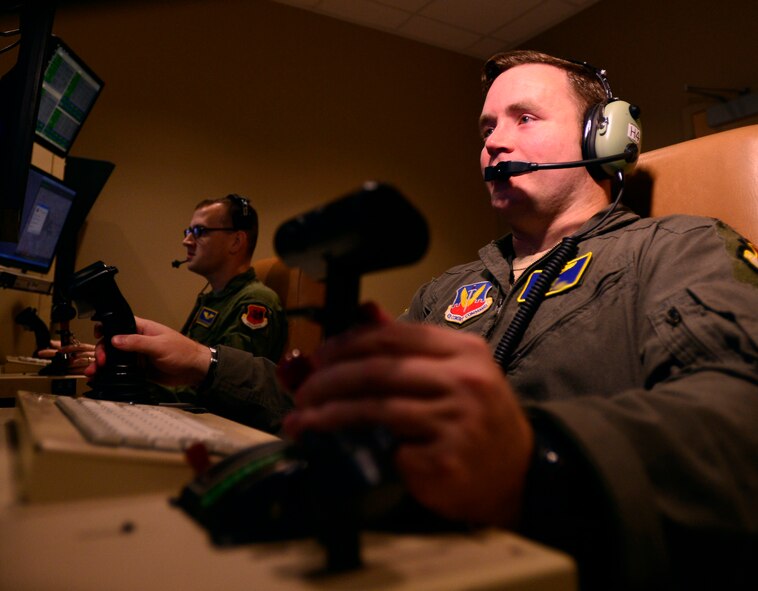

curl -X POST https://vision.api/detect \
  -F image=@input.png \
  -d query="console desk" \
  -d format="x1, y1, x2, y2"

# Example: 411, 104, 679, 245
0, 394, 577, 591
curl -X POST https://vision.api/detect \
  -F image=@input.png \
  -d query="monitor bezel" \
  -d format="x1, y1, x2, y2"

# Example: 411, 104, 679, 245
0, 165, 77, 274
34, 35, 105, 158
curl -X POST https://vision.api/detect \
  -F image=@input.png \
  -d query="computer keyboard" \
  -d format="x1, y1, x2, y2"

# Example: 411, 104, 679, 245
4, 355, 51, 373
55, 396, 248, 455
6, 355, 51, 366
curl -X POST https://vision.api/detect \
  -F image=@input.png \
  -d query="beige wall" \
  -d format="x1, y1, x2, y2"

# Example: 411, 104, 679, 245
520, 0, 758, 149
2, 0, 756, 358
2, 0, 489, 356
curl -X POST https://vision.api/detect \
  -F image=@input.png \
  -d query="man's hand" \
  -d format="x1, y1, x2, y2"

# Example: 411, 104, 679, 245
282, 303, 534, 529
36, 339, 96, 375
86, 317, 211, 387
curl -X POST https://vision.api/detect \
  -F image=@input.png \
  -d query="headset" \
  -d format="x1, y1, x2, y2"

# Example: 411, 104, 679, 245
226, 193, 257, 231
578, 61, 642, 179
484, 60, 642, 182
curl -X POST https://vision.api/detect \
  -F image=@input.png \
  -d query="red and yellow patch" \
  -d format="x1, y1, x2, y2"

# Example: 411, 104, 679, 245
241, 304, 269, 330
444, 281, 494, 325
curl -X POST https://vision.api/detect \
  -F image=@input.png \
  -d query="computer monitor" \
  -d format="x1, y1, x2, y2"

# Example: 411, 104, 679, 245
0, 2, 56, 243
35, 36, 104, 158
0, 166, 76, 274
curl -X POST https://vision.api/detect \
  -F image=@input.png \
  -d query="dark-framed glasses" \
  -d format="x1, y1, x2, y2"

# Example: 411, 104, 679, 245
183, 225, 236, 239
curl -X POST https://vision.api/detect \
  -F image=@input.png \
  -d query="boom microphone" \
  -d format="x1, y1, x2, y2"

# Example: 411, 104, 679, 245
483, 143, 639, 181
171, 259, 188, 268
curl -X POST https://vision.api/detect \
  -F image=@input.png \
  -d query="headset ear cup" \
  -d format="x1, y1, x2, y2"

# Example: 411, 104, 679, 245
582, 102, 606, 179
582, 102, 604, 161
583, 100, 642, 179
595, 100, 642, 177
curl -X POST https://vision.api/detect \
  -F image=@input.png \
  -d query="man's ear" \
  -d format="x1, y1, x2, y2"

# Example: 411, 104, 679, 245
229, 230, 245, 255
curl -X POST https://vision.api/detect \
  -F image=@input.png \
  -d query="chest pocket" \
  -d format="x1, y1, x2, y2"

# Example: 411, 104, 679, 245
504, 259, 629, 367
649, 286, 758, 367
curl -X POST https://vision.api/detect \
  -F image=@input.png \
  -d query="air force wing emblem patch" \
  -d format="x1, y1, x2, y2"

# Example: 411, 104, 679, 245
445, 281, 494, 325
196, 306, 218, 328
518, 252, 592, 303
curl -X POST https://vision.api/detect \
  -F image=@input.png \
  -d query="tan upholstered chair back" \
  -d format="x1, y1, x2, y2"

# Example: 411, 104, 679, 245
626, 125, 758, 242
252, 257, 325, 357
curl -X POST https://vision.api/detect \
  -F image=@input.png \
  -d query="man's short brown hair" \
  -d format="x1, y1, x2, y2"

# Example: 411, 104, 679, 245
482, 50, 608, 126
195, 194, 258, 257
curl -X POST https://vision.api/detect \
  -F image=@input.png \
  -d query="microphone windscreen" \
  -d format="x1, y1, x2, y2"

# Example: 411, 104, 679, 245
483, 161, 534, 181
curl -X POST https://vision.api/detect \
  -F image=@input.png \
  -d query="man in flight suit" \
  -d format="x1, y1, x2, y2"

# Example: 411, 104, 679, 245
101, 52, 758, 589
174, 194, 290, 430
180, 194, 286, 360
278, 51, 758, 589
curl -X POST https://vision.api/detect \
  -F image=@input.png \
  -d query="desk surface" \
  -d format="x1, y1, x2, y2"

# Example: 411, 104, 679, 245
0, 403, 577, 591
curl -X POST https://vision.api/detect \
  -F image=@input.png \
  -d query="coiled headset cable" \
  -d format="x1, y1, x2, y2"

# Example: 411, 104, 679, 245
492, 170, 626, 370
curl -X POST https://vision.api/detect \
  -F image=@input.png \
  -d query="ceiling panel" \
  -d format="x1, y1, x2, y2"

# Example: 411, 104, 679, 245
269, 0, 601, 59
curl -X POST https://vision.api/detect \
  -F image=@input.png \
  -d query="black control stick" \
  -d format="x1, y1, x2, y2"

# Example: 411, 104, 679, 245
69, 261, 148, 402
276, 182, 429, 568
14, 307, 52, 358
275, 181, 429, 337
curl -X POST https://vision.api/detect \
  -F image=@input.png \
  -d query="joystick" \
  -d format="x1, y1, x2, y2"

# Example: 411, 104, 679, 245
14, 307, 52, 358
69, 261, 149, 402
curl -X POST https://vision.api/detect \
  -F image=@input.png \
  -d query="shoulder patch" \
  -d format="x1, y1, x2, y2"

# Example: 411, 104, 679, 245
195, 306, 218, 328
518, 252, 592, 303
241, 304, 269, 330
445, 281, 494, 325
738, 239, 758, 274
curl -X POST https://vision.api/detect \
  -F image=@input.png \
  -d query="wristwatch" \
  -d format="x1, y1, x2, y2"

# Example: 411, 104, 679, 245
198, 346, 219, 390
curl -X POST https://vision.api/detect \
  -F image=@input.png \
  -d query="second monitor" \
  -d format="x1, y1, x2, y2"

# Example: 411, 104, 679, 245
0, 165, 76, 275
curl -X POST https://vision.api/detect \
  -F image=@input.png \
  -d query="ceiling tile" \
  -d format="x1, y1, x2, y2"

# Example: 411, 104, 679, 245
318, 0, 410, 30
399, 15, 482, 51
266, 0, 602, 59
420, 0, 543, 35
492, 0, 577, 45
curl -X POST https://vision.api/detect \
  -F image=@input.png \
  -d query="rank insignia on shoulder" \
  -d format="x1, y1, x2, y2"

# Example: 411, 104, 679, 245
196, 307, 218, 328
518, 252, 593, 303
738, 239, 758, 273
445, 281, 494, 325
241, 304, 269, 330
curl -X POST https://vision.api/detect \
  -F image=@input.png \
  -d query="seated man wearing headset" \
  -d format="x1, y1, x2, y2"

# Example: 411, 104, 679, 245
90, 51, 758, 590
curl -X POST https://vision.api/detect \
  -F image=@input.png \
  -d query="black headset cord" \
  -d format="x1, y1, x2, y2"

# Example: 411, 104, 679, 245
493, 170, 625, 371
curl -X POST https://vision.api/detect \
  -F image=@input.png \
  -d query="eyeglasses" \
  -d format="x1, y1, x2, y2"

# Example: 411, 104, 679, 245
183, 225, 236, 239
